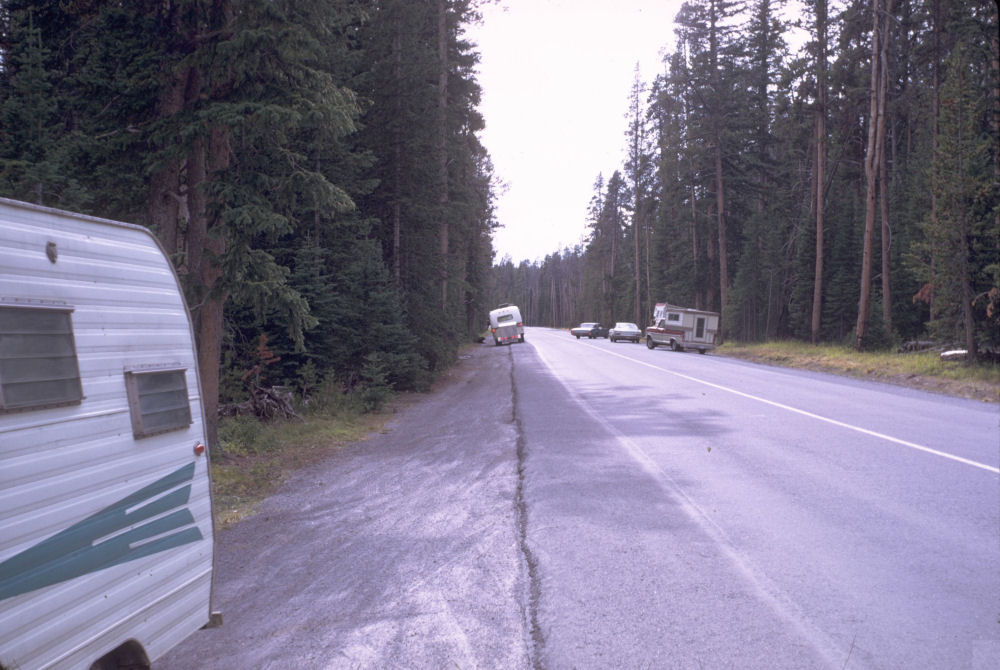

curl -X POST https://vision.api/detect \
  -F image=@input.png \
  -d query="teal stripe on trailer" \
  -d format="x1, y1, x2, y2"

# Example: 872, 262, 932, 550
0, 463, 204, 601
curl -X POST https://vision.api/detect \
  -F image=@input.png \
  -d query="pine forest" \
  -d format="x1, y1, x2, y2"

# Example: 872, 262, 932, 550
1, 0, 998, 445
495, 0, 999, 358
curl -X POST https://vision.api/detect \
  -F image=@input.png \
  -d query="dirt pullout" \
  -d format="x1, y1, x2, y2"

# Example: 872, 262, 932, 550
156, 343, 532, 670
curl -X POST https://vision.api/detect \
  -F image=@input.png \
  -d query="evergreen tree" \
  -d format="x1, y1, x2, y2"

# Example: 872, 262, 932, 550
917, 38, 998, 358
624, 65, 655, 325
354, 0, 493, 371
855, 0, 894, 350
808, 0, 830, 344
649, 52, 702, 310
0, 0, 454, 440
0, 1, 157, 215
674, 0, 747, 337
584, 171, 629, 324
727, 0, 789, 341
487, 0, 997, 360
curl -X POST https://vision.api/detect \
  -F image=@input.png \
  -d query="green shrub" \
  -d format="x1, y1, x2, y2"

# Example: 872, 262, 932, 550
359, 353, 394, 411
216, 415, 279, 456
378, 350, 431, 391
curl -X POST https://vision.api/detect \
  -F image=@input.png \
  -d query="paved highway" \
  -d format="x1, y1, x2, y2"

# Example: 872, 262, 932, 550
516, 327, 999, 669
158, 327, 999, 669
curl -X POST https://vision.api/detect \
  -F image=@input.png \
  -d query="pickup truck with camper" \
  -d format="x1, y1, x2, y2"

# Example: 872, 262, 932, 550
645, 302, 719, 353
0, 198, 218, 670
488, 303, 524, 345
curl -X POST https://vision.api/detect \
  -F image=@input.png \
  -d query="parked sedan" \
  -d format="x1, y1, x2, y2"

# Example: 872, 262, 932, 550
609, 322, 642, 343
570, 322, 609, 339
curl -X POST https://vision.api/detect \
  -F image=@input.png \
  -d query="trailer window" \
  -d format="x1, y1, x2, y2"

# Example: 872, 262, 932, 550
667, 313, 681, 323
0, 307, 83, 412
125, 369, 192, 437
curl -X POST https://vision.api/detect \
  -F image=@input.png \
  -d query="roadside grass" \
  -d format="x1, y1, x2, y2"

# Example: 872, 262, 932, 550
210, 390, 393, 529
717, 341, 1000, 403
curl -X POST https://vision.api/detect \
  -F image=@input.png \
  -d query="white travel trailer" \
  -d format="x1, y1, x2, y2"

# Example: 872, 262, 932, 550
645, 302, 720, 353
488, 303, 524, 346
0, 198, 218, 670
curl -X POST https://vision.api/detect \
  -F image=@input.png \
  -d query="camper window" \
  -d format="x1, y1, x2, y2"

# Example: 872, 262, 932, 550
667, 313, 681, 323
0, 306, 83, 412
125, 369, 192, 437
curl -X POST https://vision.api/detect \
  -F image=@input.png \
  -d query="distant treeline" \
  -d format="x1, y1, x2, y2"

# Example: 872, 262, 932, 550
492, 0, 999, 360
0, 1, 494, 444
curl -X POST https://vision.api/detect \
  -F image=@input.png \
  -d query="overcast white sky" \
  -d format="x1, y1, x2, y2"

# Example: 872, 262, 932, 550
468, 0, 685, 264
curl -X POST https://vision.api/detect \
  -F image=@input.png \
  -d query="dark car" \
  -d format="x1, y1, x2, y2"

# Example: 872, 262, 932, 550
570, 322, 609, 339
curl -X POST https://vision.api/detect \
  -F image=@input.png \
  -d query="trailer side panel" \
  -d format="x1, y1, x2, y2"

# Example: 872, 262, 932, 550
0, 198, 215, 670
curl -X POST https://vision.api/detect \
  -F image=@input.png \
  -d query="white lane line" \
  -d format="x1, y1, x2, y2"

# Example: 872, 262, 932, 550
543, 331, 999, 475
530, 341, 852, 669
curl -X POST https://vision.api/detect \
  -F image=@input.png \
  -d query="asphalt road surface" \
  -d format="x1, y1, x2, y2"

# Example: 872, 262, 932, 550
158, 327, 1000, 669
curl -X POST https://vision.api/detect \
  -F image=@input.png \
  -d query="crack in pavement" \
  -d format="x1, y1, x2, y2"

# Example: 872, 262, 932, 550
510, 346, 546, 670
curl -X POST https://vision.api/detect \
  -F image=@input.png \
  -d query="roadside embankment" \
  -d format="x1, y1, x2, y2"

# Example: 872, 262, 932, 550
716, 341, 1000, 403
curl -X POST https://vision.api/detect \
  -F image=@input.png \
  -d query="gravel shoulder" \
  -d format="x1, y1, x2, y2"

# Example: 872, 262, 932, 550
156, 344, 531, 670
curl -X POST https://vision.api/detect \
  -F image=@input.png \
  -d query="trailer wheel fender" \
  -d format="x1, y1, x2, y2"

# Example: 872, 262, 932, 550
90, 640, 150, 670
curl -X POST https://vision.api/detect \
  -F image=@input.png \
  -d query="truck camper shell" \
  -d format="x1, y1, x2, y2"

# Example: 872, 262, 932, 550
0, 197, 217, 670
645, 302, 720, 353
